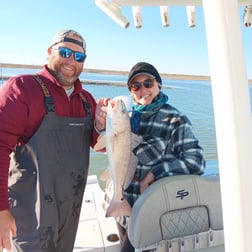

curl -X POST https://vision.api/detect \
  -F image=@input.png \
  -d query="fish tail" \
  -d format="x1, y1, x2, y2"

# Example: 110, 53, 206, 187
105, 199, 132, 217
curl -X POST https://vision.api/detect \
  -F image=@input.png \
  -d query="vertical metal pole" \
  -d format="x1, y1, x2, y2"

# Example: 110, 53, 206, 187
202, 0, 252, 251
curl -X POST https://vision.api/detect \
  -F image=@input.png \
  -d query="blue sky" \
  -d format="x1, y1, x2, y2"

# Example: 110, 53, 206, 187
0, 0, 251, 78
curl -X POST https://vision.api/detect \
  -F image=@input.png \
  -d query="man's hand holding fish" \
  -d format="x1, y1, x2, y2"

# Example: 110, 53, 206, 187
94, 97, 110, 133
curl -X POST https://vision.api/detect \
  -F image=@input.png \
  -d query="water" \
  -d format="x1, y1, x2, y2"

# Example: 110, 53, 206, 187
1, 68, 252, 181
84, 79, 219, 182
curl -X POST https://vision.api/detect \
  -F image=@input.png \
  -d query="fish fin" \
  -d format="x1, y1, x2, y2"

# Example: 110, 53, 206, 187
106, 198, 132, 217
123, 153, 138, 190
100, 168, 111, 181
93, 133, 106, 151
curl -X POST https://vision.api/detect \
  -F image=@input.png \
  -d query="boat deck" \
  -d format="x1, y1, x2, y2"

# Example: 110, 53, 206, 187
73, 175, 120, 252
73, 174, 225, 252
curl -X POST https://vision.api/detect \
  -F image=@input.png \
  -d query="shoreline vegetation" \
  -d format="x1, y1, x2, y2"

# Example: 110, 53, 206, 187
1, 63, 252, 85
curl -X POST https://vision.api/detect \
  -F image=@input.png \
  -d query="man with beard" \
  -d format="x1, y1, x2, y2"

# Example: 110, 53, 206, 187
0, 29, 107, 251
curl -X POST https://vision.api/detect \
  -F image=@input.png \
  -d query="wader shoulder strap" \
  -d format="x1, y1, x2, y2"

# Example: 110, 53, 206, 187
33, 74, 92, 119
79, 92, 92, 120
33, 75, 55, 113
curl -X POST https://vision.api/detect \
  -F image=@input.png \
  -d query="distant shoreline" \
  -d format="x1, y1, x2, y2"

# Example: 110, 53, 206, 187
0, 63, 210, 81
1, 63, 252, 84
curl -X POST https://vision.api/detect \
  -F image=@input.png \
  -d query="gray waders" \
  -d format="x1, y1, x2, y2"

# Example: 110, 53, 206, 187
8, 76, 92, 252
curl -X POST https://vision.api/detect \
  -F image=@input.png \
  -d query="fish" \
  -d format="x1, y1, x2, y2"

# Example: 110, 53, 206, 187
94, 98, 136, 217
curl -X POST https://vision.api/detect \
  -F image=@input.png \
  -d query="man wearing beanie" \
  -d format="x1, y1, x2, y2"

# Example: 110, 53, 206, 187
117, 62, 206, 252
0, 29, 107, 251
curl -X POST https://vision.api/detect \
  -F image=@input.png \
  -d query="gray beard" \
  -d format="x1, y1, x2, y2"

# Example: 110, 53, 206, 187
54, 71, 78, 87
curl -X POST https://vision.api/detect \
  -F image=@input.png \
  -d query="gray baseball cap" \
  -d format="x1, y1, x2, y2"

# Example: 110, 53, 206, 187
50, 29, 86, 51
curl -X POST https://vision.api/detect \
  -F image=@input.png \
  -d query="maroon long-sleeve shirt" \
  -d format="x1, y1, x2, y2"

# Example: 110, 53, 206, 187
0, 65, 99, 210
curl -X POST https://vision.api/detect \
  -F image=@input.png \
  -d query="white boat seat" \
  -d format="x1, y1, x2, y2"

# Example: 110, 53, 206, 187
128, 174, 224, 252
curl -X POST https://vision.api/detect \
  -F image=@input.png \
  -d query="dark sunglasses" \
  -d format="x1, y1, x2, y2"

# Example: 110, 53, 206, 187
128, 78, 155, 91
57, 47, 87, 63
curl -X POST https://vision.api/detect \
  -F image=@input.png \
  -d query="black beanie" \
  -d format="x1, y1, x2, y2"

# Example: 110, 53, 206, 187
127, 62, 162, 86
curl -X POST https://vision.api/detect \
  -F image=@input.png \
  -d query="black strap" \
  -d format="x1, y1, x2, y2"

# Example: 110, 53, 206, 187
33, 75, 55, 113
62, 37, 84, 48
33, 75, 92, 118
79, 92, 92, 120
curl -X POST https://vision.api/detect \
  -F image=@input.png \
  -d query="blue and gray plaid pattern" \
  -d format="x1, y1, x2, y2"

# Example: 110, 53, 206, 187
123, 103, 205, 207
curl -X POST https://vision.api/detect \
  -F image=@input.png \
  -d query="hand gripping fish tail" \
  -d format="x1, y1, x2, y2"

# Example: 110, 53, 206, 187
105, 196, 132, 218
104, 98, 134, 217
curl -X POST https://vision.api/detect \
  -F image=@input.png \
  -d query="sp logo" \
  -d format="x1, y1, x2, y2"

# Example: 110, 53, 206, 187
176, 189, 189, 199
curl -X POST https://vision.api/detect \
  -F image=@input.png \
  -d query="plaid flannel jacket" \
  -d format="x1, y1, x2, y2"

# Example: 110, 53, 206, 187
123, 103, 205, 207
